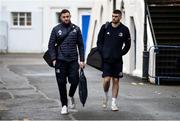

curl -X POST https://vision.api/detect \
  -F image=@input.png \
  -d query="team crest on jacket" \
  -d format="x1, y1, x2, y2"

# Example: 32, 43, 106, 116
106, 32, 110, 35
56, 69, 60, 73
73, 29, 77, 33
58, 30, 62, 36
118, 32, 123, 37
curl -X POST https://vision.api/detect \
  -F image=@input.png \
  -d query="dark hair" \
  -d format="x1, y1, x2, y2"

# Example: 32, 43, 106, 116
113, 9, 122, 15
60, 9, 70, 17
58, 9, 70, 23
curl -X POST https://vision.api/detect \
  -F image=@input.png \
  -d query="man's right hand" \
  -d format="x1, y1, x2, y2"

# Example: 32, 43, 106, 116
53, 60, 56, 67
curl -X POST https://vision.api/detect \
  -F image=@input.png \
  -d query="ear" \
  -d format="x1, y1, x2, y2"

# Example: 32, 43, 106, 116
119, 15, 122, 20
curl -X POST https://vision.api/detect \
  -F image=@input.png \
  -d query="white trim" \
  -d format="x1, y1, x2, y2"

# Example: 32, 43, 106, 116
11, 12, 32, 28
78, 8, 91, 30
10, 26, 32, 29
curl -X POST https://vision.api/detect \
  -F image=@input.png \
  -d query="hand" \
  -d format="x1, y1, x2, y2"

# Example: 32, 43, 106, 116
53, 60, 56, 67
79, 61, 85, 69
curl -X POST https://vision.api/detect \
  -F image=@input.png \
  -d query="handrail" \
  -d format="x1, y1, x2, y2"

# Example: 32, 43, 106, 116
145, 1, 158, 46
148, 45, 180, 85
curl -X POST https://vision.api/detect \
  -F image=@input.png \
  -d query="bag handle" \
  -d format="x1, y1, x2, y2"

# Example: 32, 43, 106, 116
80, 68, 84, 76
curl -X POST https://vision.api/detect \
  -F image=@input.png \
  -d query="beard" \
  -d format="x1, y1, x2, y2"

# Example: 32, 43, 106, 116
112, 19, 120, 24
112, 20, 119, 24
62, 20, 71, 26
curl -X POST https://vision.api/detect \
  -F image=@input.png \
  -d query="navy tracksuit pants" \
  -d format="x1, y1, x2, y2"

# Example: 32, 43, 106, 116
55, 60, 79, 106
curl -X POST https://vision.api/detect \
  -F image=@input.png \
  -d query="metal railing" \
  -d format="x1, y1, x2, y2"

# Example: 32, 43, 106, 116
148, 45, 180, 85
146, 3, 157, 46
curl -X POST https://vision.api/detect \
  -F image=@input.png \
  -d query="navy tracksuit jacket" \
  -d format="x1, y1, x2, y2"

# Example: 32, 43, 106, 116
48, 23, 84, 62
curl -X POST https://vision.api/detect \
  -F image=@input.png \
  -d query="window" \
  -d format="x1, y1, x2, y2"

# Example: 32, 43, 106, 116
12, 12, 32, 27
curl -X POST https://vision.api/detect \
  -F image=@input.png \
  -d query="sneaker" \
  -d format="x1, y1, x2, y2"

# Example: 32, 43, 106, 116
61, 105, 68, 115
102, 98, 108, 108
69, 97, 75, 109
111, 103, 119, 111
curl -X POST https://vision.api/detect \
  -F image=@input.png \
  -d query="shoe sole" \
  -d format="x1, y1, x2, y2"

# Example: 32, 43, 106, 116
61, 112, 69, 115
111, 109, 119, 111
102, 105, 107, 108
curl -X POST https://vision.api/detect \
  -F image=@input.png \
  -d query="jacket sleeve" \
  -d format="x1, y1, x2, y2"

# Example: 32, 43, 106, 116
48, 28, 57, 61
122, 28, 131, 55
77, 28, 85, 62
97, 25, 105, 53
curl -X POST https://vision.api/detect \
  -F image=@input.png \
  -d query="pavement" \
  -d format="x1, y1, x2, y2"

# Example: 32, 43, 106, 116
0, 53, 180, 120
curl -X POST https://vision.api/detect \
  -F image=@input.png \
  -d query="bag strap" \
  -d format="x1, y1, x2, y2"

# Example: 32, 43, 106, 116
104, 21, 109, 29
102, 21, 110, 38
56, 24, 75, 47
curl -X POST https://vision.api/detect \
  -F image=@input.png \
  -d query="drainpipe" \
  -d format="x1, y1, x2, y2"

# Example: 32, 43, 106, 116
113, 0, 116, 10
142, 0, 149, 80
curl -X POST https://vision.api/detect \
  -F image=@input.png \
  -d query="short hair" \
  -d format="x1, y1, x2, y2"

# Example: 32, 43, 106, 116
60, 9, 70, 17
58, 9, 70, 23
113, 9, 122, 15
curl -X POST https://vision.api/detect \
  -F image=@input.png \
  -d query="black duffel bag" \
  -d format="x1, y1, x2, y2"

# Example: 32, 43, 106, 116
43, 50, 54, 67
86, 47, 102, 71
43, 45, 59, 68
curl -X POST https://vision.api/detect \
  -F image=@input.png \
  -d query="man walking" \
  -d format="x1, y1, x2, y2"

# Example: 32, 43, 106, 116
48, 9, 85, 114
97, 9, 131, 111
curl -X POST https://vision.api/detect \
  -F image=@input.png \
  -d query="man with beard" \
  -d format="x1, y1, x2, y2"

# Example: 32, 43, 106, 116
48, 9, 85, 114
97, 9, 131, 111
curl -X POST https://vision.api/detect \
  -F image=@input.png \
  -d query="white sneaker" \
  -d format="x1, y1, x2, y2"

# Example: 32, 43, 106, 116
69, 97, 75, 109
102, 99, 108, 108
61, 105, 68, 115
111, 103, 119, 111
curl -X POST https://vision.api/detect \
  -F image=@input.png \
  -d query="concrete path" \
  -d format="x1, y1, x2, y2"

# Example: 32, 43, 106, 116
0, 54, 180, 120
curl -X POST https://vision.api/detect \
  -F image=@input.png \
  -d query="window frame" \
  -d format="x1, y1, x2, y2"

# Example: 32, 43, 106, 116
11, 12, 32, 28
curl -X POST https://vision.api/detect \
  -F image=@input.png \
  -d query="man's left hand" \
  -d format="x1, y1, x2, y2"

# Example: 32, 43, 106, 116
79, 62, 85, 69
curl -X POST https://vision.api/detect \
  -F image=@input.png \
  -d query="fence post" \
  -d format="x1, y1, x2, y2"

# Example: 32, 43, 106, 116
142, 0, 149, 80
143, 51, 149, 80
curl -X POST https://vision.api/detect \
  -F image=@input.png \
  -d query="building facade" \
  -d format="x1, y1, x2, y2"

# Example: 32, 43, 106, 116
0, 0, 94, 53
2, 0, 166, 82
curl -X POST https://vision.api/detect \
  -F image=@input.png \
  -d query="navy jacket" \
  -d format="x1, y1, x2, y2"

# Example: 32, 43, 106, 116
97, 22, 131, 63
48, 23, 84, 62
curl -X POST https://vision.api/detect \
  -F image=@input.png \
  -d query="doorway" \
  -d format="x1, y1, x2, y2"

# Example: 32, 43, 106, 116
78, 9, 91, 52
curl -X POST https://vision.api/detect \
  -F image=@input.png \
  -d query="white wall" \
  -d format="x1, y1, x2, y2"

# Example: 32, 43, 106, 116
0, 0, 8, 52
121, 0, 145, 77
2, 0, 43, 53
41, 0, 94, 52
0, 0, 1, 19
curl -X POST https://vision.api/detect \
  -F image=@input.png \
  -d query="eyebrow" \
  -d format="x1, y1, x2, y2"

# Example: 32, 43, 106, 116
112, 15, 119, 17
62, 15, 70, 18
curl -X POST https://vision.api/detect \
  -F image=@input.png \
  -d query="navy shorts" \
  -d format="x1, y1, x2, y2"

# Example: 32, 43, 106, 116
102, 62, 123, 78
